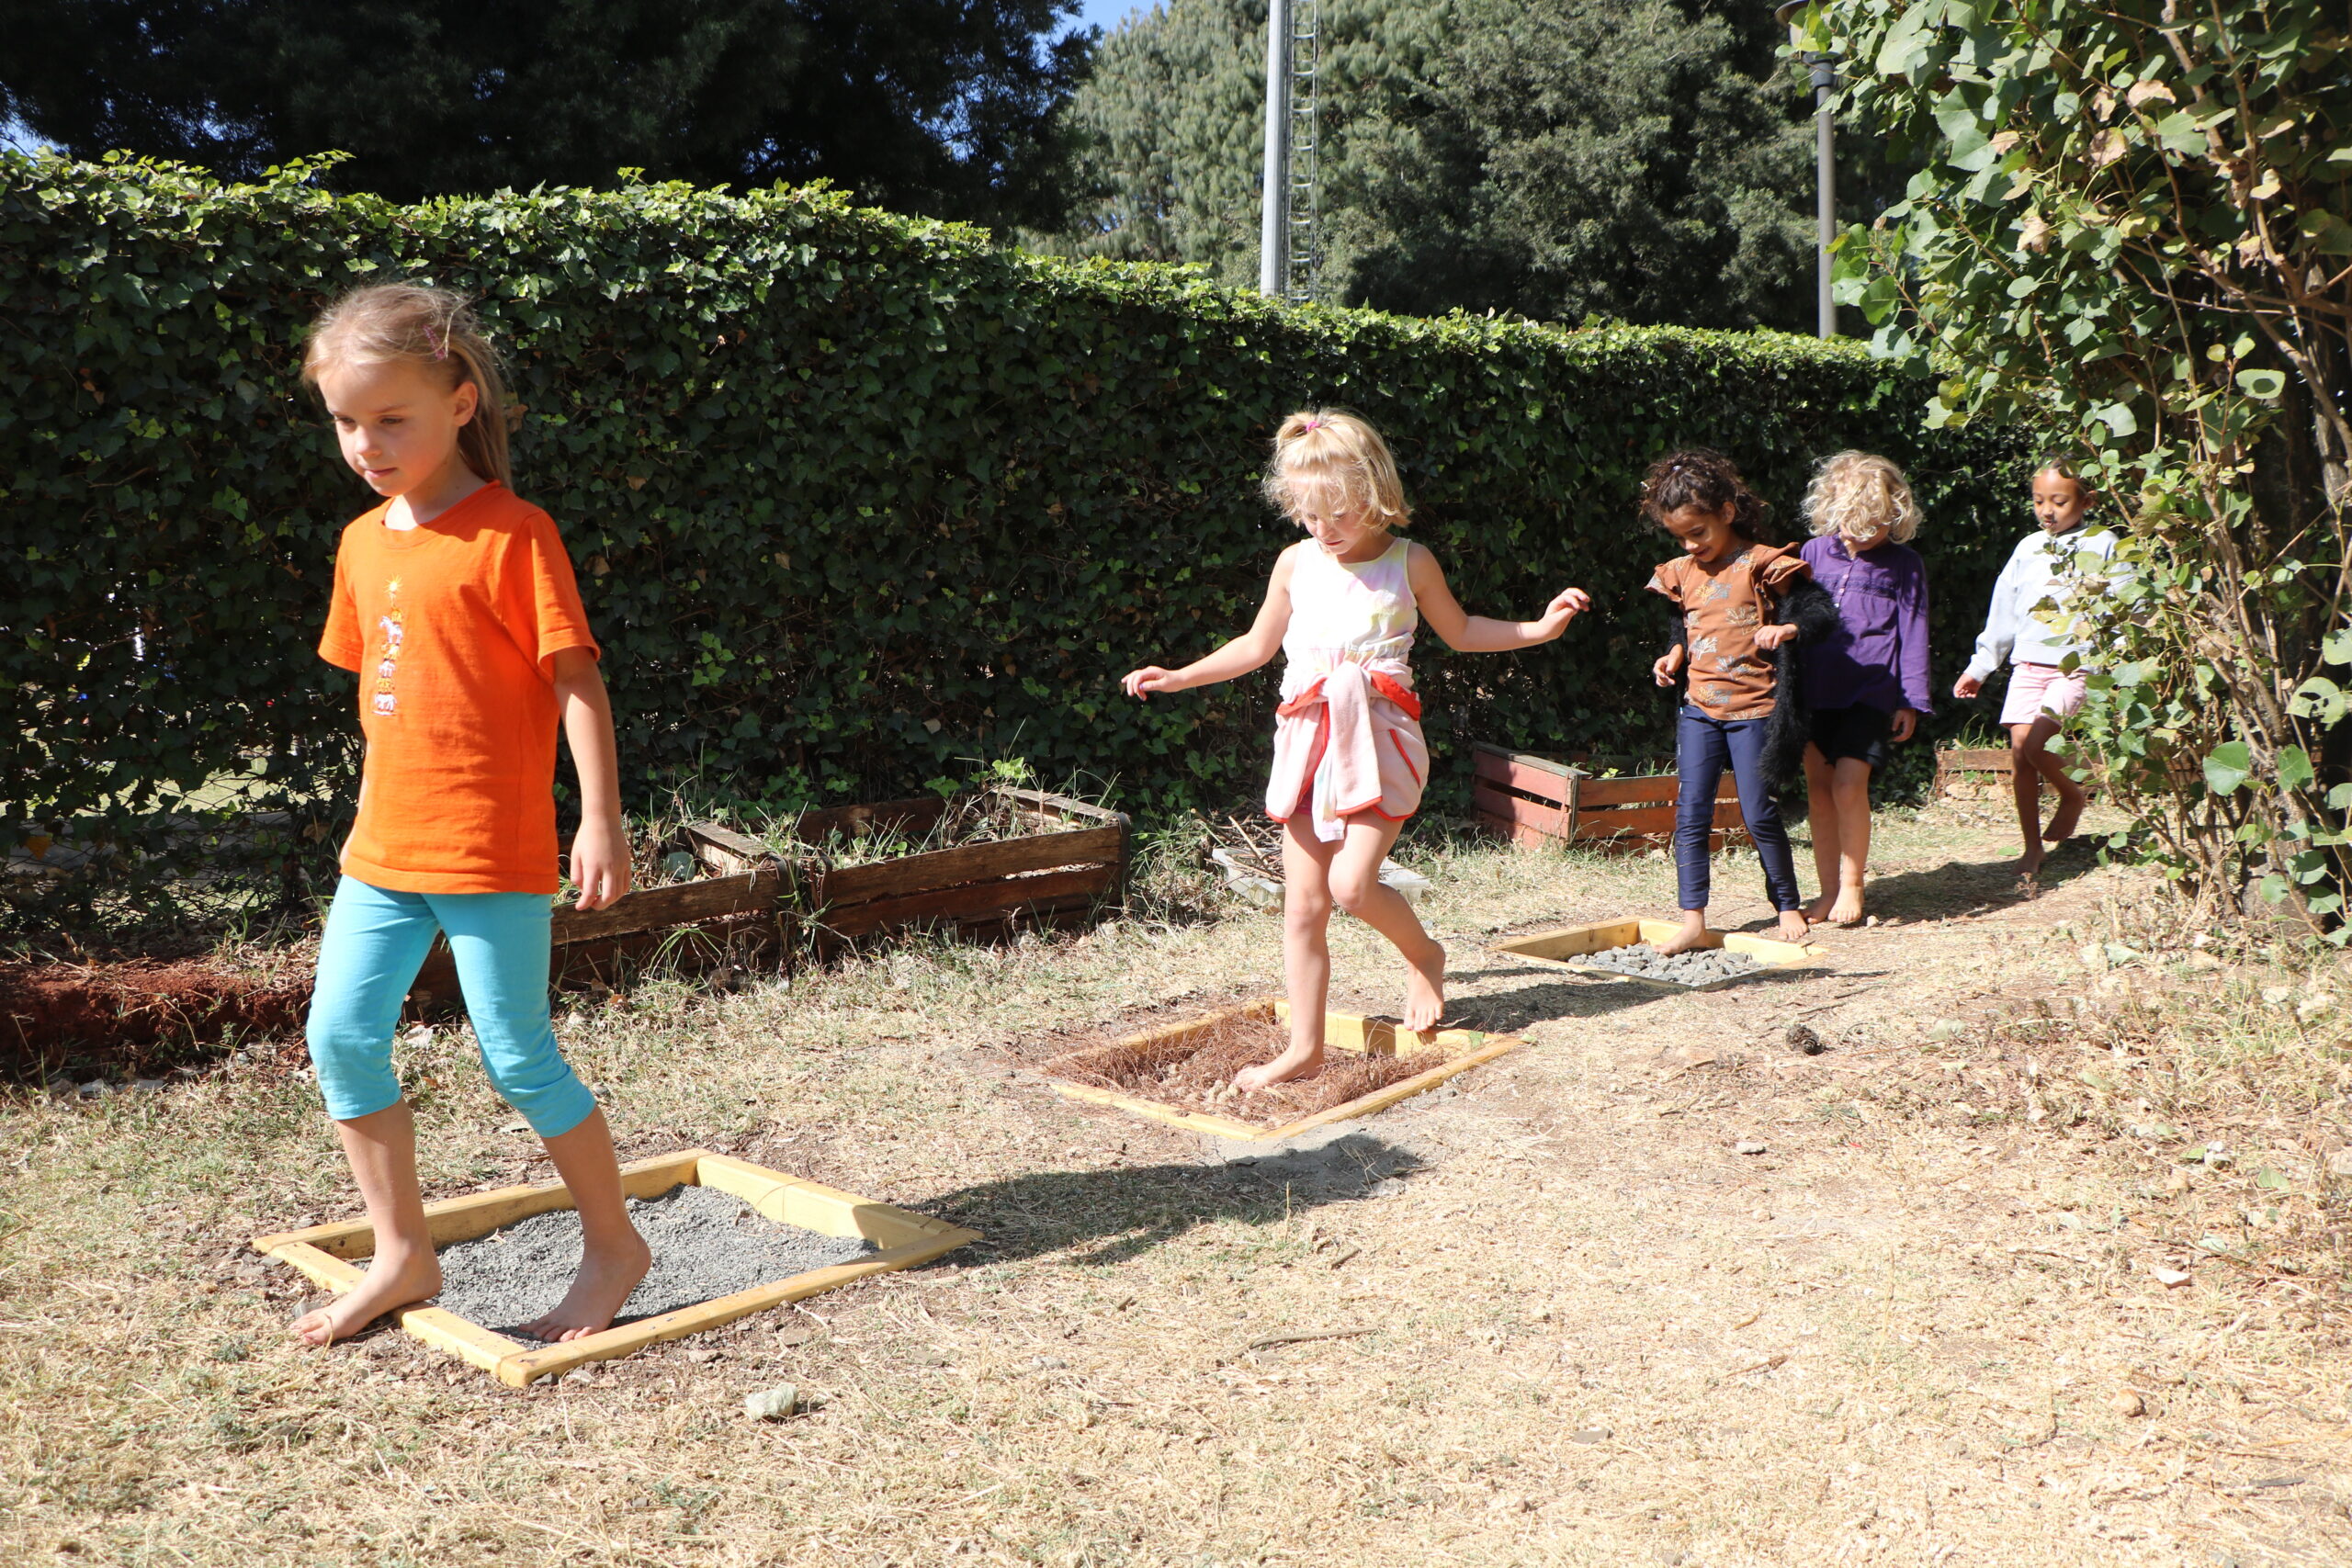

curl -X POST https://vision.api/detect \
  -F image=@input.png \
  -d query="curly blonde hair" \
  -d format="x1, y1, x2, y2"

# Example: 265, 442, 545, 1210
1803, 451, 1921, 547
302, 281, 514, 491
1261, 408, 1408, 529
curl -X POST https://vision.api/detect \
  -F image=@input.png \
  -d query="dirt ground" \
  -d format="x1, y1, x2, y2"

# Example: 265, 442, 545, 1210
2, 800, 2347, 1567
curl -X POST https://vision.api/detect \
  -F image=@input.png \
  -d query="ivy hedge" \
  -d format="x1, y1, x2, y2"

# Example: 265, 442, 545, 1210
3, 153, 2034, 836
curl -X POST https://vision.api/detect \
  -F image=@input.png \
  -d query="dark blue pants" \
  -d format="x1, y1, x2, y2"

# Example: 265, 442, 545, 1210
1675, 705, 1803, 914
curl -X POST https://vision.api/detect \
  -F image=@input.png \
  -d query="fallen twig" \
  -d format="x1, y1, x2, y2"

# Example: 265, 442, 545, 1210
1221, 1326, 1374, 1364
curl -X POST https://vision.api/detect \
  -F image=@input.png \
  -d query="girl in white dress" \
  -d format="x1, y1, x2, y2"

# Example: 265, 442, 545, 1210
1122, 410, 1590, 1090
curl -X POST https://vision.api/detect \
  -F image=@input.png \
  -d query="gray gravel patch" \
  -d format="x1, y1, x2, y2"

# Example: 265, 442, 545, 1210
1572, 941, 1765, 987
382, 1184, 876, 1337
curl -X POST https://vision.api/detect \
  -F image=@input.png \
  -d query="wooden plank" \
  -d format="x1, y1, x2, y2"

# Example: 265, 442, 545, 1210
1470, 742, 1581, 780
1940, 748, 2014, 772
1575, 773, 1736, 807
787, 796, 950, 844
819, 866, 1113, 940
1267, 1032, 1523, 1141
548, 865, 777, 944
1472, 748, 1576, 804
820, 826, 1124, 906
694, 1156, 945, 1250
490, 1217, 985, 1387
1045, 1078, 1270, 1141
990, 785, 1126, 828
1474, 782, 1568, 838
251, 1150, 708, 1259
684, 820, 784, 875
1491, 920, 1647, 963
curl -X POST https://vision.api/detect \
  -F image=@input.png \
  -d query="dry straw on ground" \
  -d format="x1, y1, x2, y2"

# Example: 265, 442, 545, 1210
3, 803, 2349, 1565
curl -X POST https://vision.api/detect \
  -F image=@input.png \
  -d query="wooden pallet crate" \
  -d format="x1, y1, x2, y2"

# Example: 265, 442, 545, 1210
1040, 998, 1522, 1143
251, 1149, 980, 1386
1471, 743, 1744, 852
1491, 918, 1823, 991
410, 821, 811, 1007
1933, 746, 2015, 798
797, 784, 1131, 948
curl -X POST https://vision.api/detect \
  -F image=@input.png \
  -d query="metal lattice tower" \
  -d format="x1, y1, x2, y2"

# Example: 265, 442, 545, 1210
1285, 0, 1320, 302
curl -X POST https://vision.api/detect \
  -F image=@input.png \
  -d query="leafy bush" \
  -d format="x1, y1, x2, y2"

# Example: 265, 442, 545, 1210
2, 152, 2029, 853
1819, 0, 2352, 925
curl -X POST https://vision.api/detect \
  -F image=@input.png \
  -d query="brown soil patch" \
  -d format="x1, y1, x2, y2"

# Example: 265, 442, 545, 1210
1041, 1010, 1451, 1129
0, 959, 311, 1077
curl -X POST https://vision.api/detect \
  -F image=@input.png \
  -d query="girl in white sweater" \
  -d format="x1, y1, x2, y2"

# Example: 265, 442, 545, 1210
1952, 459, 2118, 874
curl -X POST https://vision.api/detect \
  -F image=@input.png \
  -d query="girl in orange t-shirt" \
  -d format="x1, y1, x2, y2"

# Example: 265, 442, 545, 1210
1645, 449, 1837, 953
291, 283, 650, 1349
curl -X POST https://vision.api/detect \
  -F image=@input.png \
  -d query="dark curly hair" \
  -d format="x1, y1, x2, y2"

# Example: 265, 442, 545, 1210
1640, 447, 1771, 541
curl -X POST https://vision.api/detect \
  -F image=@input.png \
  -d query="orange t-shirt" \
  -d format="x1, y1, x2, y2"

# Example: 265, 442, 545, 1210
318, 483, 600, 895
1646, 543, 1808, 721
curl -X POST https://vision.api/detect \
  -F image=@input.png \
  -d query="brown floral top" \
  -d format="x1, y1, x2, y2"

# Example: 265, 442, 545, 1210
1646, 544, 1810, 721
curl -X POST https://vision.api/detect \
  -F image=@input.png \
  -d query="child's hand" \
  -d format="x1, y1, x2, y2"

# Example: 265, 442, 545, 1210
569, 816, 631, 910
1652, 647, 1685, 688
1952, 672, 1984, 700
1891, 707, 1918, 743
1122, 666, 1188, 699
1753, 622, 1799, 651
1533, 587, 1593, 638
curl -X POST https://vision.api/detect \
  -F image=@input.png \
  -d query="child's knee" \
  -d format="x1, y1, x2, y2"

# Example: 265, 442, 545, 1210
304, 1016, 401, 1122
480, 1040, 595, 1138
1329, 871, 1383, 915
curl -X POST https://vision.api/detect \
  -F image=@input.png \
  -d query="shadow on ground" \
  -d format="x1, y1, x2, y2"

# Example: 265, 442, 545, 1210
1858, 836, 2103, 923
918, 1132, 1419, 1269
1442, 964, 1826, 1034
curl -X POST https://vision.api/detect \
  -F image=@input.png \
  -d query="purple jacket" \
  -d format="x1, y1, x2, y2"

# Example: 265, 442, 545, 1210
1800, 535, 1933, 715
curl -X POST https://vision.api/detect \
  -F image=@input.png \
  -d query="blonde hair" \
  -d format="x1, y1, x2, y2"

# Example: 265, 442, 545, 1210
302, 282, 514, 491
1261, 409, 1408, 529
1804, 450, 1921, 546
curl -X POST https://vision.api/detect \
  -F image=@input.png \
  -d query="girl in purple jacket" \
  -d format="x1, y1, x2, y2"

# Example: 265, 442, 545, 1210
1797, 452, 1933, 926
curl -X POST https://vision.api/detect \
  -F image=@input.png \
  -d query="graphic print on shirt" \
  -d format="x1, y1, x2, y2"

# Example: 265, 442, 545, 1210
372, 577, 405, 717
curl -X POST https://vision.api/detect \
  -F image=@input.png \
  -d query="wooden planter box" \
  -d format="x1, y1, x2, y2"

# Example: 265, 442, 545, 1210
1041, 998, 1521, 1143
1491, 918, 1823, 992
1472, 744, 1743, 852
1933, 746, 2015, 799
409, 822, 809, 1008
251, 1149, 980, 1386
796, 785, 1130, 948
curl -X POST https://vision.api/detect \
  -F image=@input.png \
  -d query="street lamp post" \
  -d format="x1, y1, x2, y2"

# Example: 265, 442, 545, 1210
1775, 2, 1838, 338
1259, 0, 1290, 297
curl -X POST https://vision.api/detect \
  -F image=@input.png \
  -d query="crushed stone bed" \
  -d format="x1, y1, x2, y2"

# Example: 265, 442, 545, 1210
1571, 941, 1765, 986
373, 1184, 876, 1337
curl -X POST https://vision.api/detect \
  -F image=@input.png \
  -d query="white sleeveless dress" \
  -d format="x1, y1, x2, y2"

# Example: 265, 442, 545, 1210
1264, 536, 1430, 842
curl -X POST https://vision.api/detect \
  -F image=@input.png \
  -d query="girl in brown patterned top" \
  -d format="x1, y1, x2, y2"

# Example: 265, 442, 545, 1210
1644, 450, 1837, 953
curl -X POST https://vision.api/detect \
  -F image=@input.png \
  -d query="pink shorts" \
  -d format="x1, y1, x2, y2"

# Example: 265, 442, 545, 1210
2000, 662, 2086, 728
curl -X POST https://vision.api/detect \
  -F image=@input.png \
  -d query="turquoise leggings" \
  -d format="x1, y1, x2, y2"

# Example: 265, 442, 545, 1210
305, 876, 597, 1136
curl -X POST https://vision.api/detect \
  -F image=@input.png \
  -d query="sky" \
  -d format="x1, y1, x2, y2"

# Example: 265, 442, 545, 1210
1071, 1, 1152, 35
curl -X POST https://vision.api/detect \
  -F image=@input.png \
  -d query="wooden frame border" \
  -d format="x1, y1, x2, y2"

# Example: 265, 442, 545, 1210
250, 1150, 979, 1386
1041, 998, 1522, 1143
1489, 918, 1826, 992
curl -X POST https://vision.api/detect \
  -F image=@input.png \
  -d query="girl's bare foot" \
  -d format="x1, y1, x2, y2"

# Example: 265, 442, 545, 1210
1774, 909, 1812, 943
2018, 844, 2047, 877
1235, 1043, 1325, 1093
1824, 892, 1865, 927
519, 1231, 653, 1343
1803, 895, 1838, 923
2042, 790, 2086, 843
1403, 940, 1446, 1033
289, 1247, 441, 1348
1657, 913, 1711, 955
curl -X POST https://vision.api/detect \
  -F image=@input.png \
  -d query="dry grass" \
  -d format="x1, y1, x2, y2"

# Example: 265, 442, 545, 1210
3, 802, 2349, 1566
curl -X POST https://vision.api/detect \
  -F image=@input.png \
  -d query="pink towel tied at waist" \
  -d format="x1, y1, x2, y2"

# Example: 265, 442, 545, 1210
1264, 656, 1430, 843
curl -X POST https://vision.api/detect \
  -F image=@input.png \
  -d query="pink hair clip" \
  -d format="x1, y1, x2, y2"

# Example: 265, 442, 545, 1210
1297, 417, 1325, 432
425, 326, 449, 361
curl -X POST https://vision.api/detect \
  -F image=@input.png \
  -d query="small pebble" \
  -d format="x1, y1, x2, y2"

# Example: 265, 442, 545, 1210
743, 1383, 799, 1422
2111, 1389, 2145, 1417
1734, 1139, 1768, 1156
131, 1078, 166, 1094
1784, 1023, 1825, 1055
1569, 1427, 1611, 1444
684, 1347, 720, 1364
77, 1080, 115, 1099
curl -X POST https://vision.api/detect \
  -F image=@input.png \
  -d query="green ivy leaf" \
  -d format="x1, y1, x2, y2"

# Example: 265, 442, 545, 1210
2202, 741, 2253, 795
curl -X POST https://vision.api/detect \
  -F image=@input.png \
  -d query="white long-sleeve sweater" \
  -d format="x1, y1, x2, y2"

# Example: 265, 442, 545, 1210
1962, 525, 2120, 682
